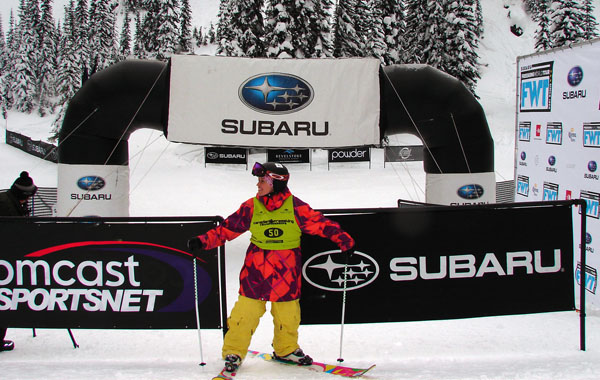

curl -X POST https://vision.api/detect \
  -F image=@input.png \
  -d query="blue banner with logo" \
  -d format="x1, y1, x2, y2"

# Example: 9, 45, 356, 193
0, 217, 224, 329
299, 202, 576, 324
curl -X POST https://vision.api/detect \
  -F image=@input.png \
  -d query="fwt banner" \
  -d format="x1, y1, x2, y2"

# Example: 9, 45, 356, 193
515, 38, 600, 308
300, 202, 576, 324
166, 55, 381, 148
0, 218, 223, 329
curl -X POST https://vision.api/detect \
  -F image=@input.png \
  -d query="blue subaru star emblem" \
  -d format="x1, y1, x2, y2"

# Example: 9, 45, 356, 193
239, 73, 314, 114
77, 176, 106, 191
457, 184, 484, 200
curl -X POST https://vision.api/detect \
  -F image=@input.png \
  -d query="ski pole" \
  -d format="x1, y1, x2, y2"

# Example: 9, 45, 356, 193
193, 257, 207, 366
337, 256, 349, 363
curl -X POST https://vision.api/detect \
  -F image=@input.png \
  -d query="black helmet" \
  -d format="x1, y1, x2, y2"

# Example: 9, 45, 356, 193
252, 162, 289, 193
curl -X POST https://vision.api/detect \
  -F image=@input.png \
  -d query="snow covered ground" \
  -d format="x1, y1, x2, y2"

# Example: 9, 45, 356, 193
2, 1, 600, 379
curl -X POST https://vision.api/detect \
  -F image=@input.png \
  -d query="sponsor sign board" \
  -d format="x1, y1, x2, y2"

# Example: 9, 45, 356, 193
300, 203, 575, 324
167, 55, 381, 148
205, 147, 248, 165
267, 148, 310, 164
0, 219, 222, 329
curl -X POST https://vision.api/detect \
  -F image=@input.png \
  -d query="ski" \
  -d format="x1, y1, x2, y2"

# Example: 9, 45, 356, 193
247, 350, 375, 378
211, 367, 237, 380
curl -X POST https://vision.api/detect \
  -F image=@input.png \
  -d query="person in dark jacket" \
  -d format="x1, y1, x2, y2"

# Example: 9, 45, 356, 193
0, 171, 37, 352
187, 162, 355, 374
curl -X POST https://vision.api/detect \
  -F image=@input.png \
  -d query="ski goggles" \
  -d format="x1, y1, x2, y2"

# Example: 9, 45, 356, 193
251, 162, 289, 181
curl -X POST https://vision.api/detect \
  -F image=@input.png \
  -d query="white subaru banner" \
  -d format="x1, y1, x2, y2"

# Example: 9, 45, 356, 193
57, 164, 130, 217
167, 55, 381, 148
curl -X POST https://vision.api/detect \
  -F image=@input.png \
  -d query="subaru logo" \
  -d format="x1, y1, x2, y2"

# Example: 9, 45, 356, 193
239, 73, 314, 114
520, 151, 526, 160
586, 232, 592, 245
589, 161, 597, 172
567, 66, 583, 87
77, 176, 106, 191
548, 155, 556, 166
207, 152, 218, 159
302, 250, 379, 292
457, 184, 484, 199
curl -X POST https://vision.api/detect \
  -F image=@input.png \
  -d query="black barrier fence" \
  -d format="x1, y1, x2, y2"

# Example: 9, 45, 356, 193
0, 216, 226, 330
0, 201, 587, 349
299, 200, 587, 349
5, 130, 58, 163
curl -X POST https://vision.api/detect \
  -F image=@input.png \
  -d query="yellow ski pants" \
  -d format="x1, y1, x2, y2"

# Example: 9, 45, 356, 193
222, 295, 301, 360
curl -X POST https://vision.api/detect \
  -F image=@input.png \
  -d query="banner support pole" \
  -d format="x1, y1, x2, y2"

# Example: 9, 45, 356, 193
193, 257, 207, 366
579, 200, 586, 351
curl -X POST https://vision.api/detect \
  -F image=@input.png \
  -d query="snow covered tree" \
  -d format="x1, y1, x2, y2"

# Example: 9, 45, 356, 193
12, 0, 41, 113
1, 11, 17, 114
216, 0, 235, 55
37, 0, 59, 116
376, 0, 405, 65
581, 0, 599, 40
73, 0, 90, 82
333, 0, 363, 57
535, 1, 553, 51
218, 0, 265, 57
549, 0, 588, 47
88, 0, 117, 74
155, 0, 180, 58
404, 0, 430, 63
179, 0, 193, 53
133, 11, 146, 58
119, 11, 132, 59
441, 0, 481, 94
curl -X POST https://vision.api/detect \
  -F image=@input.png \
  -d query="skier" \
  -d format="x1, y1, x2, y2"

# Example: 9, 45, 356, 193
0, 171, 38, 352
187, 162, 355, 374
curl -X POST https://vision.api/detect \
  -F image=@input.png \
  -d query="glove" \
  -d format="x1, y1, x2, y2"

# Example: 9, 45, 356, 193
187, 237, 203, 251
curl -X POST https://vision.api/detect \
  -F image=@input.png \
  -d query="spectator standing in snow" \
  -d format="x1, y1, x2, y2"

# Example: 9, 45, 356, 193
0, 171, 38, 352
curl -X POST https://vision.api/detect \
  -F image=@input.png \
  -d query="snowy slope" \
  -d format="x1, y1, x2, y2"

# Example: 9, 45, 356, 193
2, 1, 600, 380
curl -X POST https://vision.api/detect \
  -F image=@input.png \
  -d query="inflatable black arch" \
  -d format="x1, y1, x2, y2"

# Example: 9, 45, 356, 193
57, 59, 494, 215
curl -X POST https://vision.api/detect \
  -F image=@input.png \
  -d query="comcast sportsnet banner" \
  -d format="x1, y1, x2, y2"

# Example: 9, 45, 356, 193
166, 55, 381, 148
0, 218, 222, 329
300, 202, 575, 324
515, 38, 600, 308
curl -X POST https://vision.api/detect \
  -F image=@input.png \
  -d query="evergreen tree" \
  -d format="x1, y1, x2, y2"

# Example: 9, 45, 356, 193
581, 0, 599, 40
208, 22, 216, 44
442, 0, 481, 94
73, 0, 90, 82
333, 0, 363, 57
369, 0, 387, 62
404, 0, 429, 63
140, 0, 180, 59
227, 0, 265, 57
119, 10, 132, 59
133, 11, 146, 58
1, 11, 17, 114
264, 0, 295, 58
377, 0, 405, 64
216, 0, 237, 56
88, 0, 117, 74
179, 0, 193, 53
535, 1, 553, 51
549, 0, 588, 47
13, 0, 41, 113
37, 0, 59, 116
303, 0, 335, 57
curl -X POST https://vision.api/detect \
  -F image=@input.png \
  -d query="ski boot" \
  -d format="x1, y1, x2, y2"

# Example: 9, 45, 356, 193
273, 348, 313, 365
224, 354, 242, 372
0, 340, 14, 352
